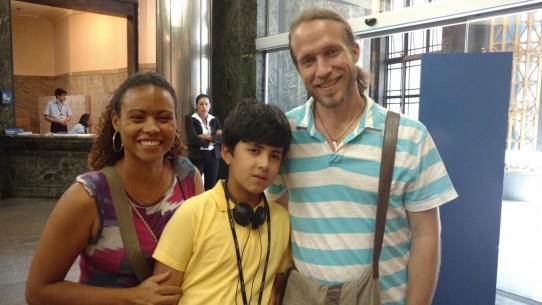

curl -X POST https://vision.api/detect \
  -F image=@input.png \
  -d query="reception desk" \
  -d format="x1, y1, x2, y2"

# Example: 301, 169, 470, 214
0, 134, 94, 199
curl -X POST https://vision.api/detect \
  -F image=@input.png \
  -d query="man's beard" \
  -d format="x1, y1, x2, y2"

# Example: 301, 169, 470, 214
306, 64, 357, 109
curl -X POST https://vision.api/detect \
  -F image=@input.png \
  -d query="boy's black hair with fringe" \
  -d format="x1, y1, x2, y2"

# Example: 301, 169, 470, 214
223, 99, 291, 157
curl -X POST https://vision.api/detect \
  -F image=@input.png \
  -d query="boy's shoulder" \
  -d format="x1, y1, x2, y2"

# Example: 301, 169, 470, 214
180, 182, 226, 212
182, 188, 214, 208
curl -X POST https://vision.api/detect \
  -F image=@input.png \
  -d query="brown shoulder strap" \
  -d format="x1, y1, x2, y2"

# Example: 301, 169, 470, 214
102, 166, 152, 282
372, 111, 400, 278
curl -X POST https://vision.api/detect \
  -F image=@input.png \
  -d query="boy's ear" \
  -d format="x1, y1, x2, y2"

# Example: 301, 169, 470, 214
221, 143, 232, 165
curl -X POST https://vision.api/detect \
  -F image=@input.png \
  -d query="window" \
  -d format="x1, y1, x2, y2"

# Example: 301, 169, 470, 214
382, 0, 442, 119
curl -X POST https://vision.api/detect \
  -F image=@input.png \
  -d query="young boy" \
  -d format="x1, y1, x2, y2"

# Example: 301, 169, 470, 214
153, 99, 292, 305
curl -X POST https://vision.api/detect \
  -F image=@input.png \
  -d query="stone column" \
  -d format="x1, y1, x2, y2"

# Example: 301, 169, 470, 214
211, 0, 257, 180
156, 0, 212, 132
0, 0, 14, 198
211, 0, 257, 123
0, 0, 14, 132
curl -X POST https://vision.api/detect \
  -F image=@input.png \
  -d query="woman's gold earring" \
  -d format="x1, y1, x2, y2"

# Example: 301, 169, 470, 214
112, 131, 124, 153
169, 131, 181, 154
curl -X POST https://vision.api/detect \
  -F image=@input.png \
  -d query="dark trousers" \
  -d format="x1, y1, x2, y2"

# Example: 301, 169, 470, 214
192, 151, 220, 190
50, 122, 67, 133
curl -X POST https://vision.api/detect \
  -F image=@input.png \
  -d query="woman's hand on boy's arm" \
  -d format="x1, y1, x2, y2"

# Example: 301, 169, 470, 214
141, 261, 184, 304
126, 271, 182, 305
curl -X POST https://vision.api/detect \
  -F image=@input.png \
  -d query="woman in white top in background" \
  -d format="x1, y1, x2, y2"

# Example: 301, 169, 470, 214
185, 94, 223, 190
69, 113, 93, 134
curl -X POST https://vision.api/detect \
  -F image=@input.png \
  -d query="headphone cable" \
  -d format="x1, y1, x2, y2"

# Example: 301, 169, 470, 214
248, 227, 263, 304
225, 181, 270, 305
235, 228, 251, 305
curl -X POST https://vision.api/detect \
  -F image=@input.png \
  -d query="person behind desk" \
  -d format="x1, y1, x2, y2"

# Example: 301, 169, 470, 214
185, 94, 223, 190
69, 113, 93, 134
43, 88, 73, 133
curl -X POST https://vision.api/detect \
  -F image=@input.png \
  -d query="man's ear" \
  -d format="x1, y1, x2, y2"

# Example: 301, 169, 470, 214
221, 143, 232, 165
352, 43, 360, 63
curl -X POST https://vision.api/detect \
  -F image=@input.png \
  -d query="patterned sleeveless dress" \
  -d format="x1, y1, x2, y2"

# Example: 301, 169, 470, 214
75, 157, 195, 288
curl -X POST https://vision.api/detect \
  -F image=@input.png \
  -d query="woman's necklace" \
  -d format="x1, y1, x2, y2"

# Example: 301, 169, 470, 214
118, 161, 165, 204
315, 104, 364, 151
129, 203, 158, 242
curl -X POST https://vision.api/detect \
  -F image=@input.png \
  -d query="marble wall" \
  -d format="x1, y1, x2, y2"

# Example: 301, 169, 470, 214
13, 64, 156, 134
211, 0, 257, 180
1, 65, 157, 199
0, 0, 14, 132
0, 0, 255, 197
14, 69, 127, 134
13, 76, 55, 133
0, 0, 14, 198
0, 135, 93, 198
211, 0, 257, 127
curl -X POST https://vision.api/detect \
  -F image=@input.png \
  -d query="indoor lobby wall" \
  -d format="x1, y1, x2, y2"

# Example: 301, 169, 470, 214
0, 2, 151, 199
12, 12, 130, 134
1, 0, 251, 197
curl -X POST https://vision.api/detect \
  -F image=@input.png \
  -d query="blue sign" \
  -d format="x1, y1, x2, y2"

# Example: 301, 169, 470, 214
4, 128, 23, 135
2, 89, 12, 105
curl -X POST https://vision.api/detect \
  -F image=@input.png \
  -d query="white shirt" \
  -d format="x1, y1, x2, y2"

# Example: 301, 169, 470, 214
192, 113, 215, 150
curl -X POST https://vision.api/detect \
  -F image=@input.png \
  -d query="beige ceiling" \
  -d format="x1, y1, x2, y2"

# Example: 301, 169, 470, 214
10, 1, 78, 23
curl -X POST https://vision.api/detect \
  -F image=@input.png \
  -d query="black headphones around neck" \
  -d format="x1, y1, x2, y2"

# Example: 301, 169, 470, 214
223, 180, 271, 305
224, 181, 268, 229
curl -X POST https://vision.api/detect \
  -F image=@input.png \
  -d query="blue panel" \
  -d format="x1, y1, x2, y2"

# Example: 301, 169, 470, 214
419, 52, 512, 305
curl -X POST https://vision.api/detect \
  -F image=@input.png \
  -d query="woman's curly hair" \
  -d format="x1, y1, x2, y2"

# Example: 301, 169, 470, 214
88, 72, 186, 170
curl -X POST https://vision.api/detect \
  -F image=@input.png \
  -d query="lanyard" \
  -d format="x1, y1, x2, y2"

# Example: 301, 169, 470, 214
226, 192, 271, 305
56, 102, 65, 119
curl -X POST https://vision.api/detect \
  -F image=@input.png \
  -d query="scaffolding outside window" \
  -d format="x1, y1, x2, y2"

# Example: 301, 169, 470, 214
490, 10, 542, 154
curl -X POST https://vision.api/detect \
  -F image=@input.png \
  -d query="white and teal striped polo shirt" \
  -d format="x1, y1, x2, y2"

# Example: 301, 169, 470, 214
267, 96, 458, 305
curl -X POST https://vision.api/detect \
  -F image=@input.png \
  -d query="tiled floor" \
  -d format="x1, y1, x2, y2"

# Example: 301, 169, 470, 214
0, 197, 540, 305
0, 198, 78, 305
496, 200, 542, 305
497, 290, 542, 305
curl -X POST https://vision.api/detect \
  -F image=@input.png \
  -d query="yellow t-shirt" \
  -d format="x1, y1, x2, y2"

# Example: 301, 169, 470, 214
153, 180, 291, 305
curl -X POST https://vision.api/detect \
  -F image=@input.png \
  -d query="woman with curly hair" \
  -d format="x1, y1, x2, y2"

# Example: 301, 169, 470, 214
26, 72, 204, 305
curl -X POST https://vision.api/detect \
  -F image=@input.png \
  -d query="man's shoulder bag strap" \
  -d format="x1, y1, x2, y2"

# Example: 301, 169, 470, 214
373, 111, 400, 278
